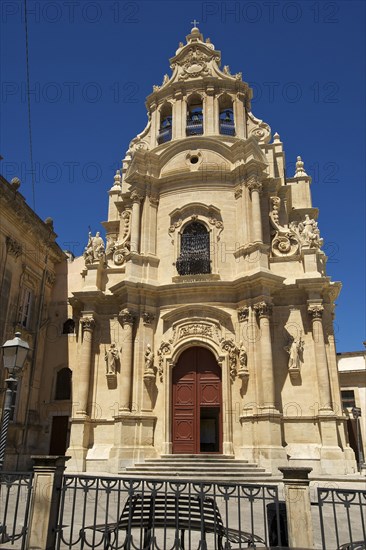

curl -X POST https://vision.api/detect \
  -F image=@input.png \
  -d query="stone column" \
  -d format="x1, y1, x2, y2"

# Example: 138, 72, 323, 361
147, 195, 159, 255
149, 102, 158, 148
130, 191, 143, 253
247, 177, 263, 243
234, 93, 246, 139
278, 467, 314, 549
118, 308, 134, 411
205, 86, 215, 134
28, 456, 69, 550
253, 301, 277, 411
308, 303, 332, 412
172, 89, 184, 139
77, 315, 95, 416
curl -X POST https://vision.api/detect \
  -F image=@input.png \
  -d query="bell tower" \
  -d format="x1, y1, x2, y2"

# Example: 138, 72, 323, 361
66, 26, 356, 476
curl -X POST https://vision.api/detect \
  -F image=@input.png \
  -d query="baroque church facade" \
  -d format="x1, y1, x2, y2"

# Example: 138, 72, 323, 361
66, 26, 356, 475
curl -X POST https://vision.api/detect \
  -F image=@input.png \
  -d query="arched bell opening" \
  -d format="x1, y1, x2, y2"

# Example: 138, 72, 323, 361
172, 346, 222, 454
186, 94, 204, 136
219, 95, 235, 136
176, 221, 211, 276
158, 103, 173, 144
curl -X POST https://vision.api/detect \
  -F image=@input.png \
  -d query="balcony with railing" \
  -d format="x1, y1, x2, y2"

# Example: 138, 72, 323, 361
219, 109, 235, 136
186, 112, 203, 136
157, 117, 172, 144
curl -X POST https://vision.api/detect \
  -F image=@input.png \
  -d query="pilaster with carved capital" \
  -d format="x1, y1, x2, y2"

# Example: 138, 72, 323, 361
253, 301, 272, 319
237, 306, 249, 323
77, 315, 96, 416
118, 308, 134, 326
253, 301, 277, 410
245, 177, 263, 242
307, 304, 324, 319
307, 301, 332, 412
80, 316, 95, 333
130, 192, 143, 253
118, 308, 135, 411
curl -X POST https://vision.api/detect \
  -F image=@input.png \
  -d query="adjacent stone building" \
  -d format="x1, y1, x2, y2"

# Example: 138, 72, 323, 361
66, 27, 357, 476
0, 174, 68, 469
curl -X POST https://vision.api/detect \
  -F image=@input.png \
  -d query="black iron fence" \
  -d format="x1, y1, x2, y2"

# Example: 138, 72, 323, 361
316, 487, 366, 550
1, 465, 366, 550
0, 472, 33, 549
55, 476, 283, 549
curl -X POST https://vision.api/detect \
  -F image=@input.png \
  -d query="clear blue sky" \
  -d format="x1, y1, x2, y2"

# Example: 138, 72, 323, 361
1, 0, 365, 352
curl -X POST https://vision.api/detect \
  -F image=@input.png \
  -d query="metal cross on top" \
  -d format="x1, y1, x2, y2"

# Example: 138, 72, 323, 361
191, 19, 199, 27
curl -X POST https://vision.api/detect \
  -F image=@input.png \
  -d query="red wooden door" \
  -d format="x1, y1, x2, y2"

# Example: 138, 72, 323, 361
172, 347, 222, 454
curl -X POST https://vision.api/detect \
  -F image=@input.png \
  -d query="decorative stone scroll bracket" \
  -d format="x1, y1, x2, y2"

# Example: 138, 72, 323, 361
118, 308, 135, 326
220, 338, 239, 382
157, 341, 172, 382
269, 196, 323, 258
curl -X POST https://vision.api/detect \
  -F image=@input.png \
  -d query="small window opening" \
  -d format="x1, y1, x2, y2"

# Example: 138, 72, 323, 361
63, 319, 75, 334
55, 367, 72, 400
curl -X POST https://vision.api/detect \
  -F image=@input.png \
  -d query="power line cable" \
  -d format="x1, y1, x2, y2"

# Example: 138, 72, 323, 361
24, 0, 36, 210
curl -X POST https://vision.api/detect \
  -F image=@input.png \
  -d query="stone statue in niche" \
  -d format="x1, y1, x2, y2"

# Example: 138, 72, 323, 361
284, 335, 304, 373
238, 341, 249, 380
83, 231, 105, 264
105, 343, 119, 375
144, 344, 154, 372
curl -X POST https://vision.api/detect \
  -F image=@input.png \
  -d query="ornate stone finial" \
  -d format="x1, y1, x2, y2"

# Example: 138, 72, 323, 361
307, 304, 324, 319
118, 308, 134, 326
10, 177, 21, 190
294, 155, 308, 177
113, 170, 122, 187
105, 343, 119, 375
273, 132, 281, 142
80, 316, 95, 332
237, 306, 249, 323
44, 217, 54, 229
253, 301, 272, 318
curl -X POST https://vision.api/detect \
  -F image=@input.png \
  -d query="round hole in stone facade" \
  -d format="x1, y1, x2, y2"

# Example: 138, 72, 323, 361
190, 156, 199, 164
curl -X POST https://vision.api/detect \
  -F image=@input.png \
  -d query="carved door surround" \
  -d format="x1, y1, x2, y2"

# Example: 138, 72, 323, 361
172, 347, 222, 454
159, 316, 235, 456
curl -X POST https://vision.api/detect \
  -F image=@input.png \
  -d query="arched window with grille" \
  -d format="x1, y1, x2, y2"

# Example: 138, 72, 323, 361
176, 222, 211, 275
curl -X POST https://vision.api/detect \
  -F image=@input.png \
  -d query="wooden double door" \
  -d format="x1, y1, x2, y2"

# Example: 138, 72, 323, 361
172, 347, 222, 454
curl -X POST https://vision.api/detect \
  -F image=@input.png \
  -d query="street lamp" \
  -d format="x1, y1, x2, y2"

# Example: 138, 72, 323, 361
0, 332, 29, 470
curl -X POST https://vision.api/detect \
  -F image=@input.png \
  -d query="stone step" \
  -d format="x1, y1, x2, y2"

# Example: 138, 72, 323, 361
159, 453, 234, 461
123, 455, 271, 481
123, 471, 269, 479
145, 457, 249, 464
129, 464, 263, 471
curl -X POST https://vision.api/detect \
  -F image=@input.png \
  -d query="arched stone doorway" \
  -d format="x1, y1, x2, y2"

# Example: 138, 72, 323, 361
172, 347, 222, 454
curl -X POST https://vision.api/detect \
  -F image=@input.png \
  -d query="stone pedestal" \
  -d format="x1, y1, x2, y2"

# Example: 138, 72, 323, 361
279, 467, 314, 549
28, 456, 69, 550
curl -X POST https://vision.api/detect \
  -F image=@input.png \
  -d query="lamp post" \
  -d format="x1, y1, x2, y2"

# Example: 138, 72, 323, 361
0, 332, 29, 470
352, 406, 364, 473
